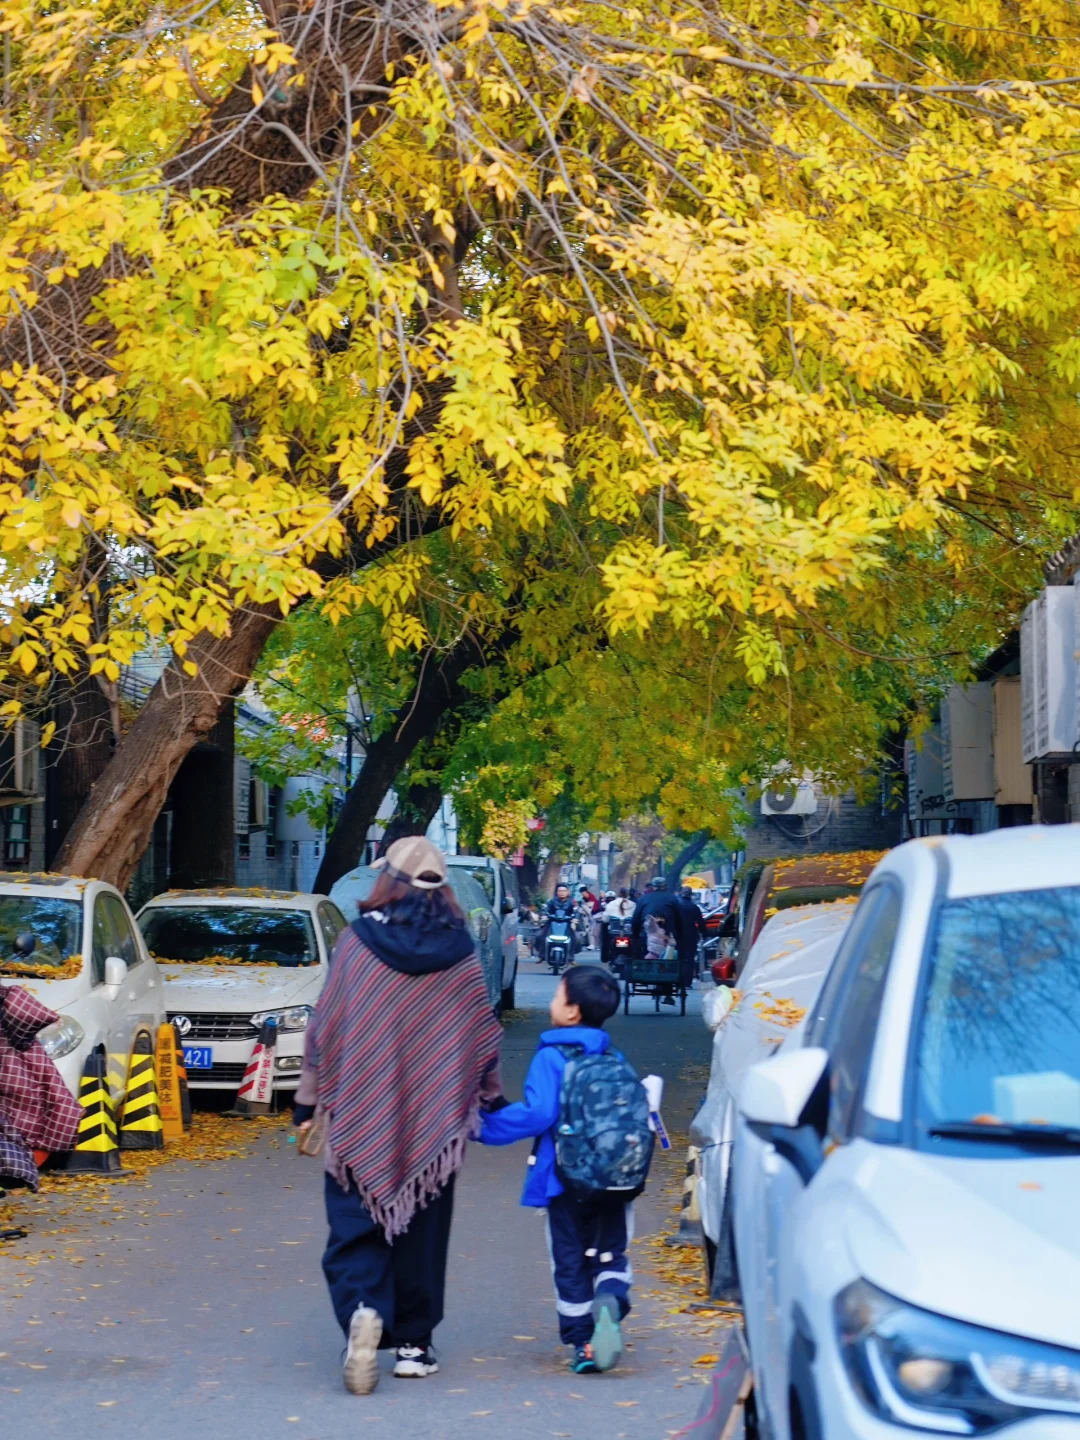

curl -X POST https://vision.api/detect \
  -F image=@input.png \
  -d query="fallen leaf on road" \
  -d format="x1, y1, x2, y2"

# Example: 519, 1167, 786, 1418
470, 1412, 492, 1417
448, 1388, 466, 1393
98, 1401, 117, 1408
694, 1354, 719, 1365
614, 1400, 639, 1407
512, 1335, 536, 1341
286, 1418, 299, 1423
241, 1329, 254, 1334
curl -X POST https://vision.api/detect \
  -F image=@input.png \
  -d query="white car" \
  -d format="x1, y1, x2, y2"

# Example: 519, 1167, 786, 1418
732, 827, 1080, 1440
691, 902, 854, 1299
136, 889, 347, 1093
0, 872, 165, 1103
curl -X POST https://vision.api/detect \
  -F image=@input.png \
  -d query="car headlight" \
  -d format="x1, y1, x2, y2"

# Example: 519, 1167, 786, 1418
835, 1278, 1080, 1433
36, 1015, 85, 1059
251, 1005, 312, 1032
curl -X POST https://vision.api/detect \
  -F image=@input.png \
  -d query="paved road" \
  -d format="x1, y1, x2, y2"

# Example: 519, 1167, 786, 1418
0, 960, 717, 1437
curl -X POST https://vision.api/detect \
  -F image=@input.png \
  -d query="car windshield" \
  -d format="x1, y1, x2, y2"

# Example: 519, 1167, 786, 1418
0, 896, 83, 978
140, 906, 317, 967
916, 885, 1080, 1134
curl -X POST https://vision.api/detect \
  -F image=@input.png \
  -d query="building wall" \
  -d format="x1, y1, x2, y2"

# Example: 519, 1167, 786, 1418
742, 789, 904, 862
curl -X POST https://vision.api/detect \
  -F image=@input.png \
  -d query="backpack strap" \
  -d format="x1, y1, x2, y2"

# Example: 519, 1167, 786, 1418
529, 1043, 587, 1164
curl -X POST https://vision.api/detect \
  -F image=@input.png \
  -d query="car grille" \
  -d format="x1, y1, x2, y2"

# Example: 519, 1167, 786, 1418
167, 1012, 258, 1042
188, 1062, 248, 1085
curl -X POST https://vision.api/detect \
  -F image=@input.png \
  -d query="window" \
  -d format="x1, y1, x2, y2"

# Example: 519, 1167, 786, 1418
3, 805, 31, 867
500, 864, 520, 911
138, 905, 317, 968
238, 833, 251, 861
316, 902, 347, 959
915, 884, 1080, 1134
814, 885, 902, 1142
91, 892, 141, 985
469, 866, 496, 906
0, 896, 81, 977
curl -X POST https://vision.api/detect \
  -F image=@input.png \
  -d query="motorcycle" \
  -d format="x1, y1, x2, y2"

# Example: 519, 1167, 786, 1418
545, 917, 572, 973
605, 917, 633, 975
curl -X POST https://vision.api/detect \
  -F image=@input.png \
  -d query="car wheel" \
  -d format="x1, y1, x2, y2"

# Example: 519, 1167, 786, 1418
788, 1329, 823, 1440
500, 967, 516, 1013
703, 1233, 717, 1287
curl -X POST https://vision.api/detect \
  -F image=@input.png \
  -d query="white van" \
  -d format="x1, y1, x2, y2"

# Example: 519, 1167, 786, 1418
0, 873, 165, 1104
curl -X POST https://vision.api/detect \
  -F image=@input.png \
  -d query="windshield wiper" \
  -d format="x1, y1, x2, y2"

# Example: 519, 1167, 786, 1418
929, 1121, 1080, 1149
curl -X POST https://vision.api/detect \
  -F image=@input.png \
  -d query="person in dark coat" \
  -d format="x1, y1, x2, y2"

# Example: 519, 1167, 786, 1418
675, 886, 708, 988
630, 878, 685, 1005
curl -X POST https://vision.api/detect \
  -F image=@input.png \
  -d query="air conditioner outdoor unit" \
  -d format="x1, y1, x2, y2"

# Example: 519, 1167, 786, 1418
761, 778, 818, 817
1020, 587, 1076, 762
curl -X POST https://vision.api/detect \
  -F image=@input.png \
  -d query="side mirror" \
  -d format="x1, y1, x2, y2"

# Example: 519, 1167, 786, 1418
501, 897, 515, 915
103, 955, 128, 990
740, 1046, 829, 1184
719, 911, 738, 938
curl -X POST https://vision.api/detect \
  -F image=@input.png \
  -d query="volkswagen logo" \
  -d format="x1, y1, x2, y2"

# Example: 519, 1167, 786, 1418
173, 1015, 193, 1036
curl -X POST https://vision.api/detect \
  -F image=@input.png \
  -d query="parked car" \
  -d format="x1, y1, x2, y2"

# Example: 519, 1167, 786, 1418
0, 872, 165, 1104
329, 863, 504, 1011
446, 855, 521, 1010
691, 901, 855, 1299
731, 826, 1080, 1440
715, 850, 884, 983
136, 889, 347, 1093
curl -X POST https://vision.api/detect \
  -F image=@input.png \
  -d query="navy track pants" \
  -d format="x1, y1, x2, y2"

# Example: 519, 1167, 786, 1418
545, 1191, 633, 1346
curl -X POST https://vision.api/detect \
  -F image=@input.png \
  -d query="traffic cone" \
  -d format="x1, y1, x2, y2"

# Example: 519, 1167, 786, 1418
118, 1031, 164, 1150
64, 1045, 124, 1175
664, 1143, 703, 1247
155, 1022, 185, 1145
226, 1017, 277, 1117
173, 1022, 192, 1131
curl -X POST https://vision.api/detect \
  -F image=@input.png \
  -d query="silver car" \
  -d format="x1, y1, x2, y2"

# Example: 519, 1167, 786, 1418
691, 902, 855, 1299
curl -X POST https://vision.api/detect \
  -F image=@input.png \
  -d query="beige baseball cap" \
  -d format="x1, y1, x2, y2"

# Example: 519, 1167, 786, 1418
371, 836, 448, 890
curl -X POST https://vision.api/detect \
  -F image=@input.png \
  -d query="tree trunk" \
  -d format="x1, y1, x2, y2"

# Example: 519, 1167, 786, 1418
312, 638, 484, 894
539, 854, 563, 898
44, 668, 115, 868
668, 831, 709, 890
1, 4, 422, 375
376, 778, 444, 856
168, 704, 236, 888
54, 601, 280, 887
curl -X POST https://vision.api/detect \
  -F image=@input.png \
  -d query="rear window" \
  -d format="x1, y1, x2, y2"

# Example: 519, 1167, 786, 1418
140, 906, 317, 968
0, 896, 83, 979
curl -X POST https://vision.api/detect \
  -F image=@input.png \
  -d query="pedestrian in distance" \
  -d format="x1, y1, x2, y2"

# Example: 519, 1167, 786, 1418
293, 836, 504, 1395
478, 965, 654, 1375
675, 885, 708, 988
630, 876, 686, 1005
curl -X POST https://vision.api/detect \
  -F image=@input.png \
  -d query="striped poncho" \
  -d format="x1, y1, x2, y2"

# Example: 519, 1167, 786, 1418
306, 924, 503, 1240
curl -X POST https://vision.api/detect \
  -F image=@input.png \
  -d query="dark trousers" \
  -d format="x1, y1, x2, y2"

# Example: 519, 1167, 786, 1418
678, 947, 698, 987
545, 1191, 633, 1346
322, 1172, 455, 1347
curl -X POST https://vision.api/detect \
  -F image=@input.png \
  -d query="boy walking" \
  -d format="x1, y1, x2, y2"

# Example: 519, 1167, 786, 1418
479, 966, 653, 1373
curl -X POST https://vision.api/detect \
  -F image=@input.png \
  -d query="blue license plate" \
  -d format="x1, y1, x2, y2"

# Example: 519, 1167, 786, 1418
182, 1046, 212, 1070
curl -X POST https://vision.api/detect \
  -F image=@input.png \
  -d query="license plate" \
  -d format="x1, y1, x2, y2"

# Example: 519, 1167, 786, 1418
182, 1046, 212, 1070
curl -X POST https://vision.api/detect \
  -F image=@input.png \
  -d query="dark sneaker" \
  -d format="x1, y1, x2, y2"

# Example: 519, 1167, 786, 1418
393, 1344, 438, 1378
570, 1343, 599, 1374
343, 1304, 382, 1394
661, 994, 676, 1006
590, 1294, 624, 1372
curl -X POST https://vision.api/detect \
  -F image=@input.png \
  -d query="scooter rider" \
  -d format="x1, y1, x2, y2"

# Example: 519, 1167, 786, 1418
542, 883, 579, 960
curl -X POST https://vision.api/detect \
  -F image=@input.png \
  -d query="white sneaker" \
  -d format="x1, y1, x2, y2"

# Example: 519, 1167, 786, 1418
393, 1343, 439, 1378
343, 1304, 383, 1394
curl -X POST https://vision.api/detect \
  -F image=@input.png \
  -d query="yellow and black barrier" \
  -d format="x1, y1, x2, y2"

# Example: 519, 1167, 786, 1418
118, 1031, 164, 1151
64, 1045, 124, 1175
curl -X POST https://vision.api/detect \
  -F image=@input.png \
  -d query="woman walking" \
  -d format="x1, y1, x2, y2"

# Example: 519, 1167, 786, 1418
294, 836, 503, 1395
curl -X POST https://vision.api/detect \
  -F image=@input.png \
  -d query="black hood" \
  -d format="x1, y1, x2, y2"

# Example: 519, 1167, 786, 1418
351, 914, 475, 976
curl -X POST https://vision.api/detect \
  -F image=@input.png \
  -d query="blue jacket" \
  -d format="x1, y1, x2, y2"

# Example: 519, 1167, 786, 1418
479, 1026, 611, 1206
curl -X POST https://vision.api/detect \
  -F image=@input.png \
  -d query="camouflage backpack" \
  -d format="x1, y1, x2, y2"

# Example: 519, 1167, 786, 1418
553, 1044, 655, 1199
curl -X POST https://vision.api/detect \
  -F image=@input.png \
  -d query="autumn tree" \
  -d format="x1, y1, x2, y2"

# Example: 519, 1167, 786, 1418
1, 0, 1079, 882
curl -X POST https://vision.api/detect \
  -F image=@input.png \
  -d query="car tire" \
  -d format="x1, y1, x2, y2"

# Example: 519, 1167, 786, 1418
500, 967, 516, 1013
788, 1328, 823, 1440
